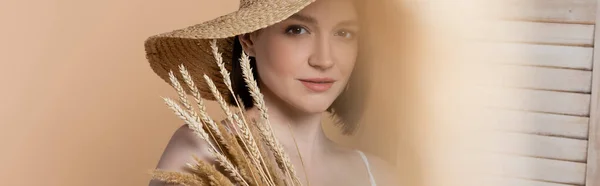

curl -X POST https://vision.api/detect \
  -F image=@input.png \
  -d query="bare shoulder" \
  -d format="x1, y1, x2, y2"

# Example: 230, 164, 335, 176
148, 124, 212, 186
362, 152, 400, 186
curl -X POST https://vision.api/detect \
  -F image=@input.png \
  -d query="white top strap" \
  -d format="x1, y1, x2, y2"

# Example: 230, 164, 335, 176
356, 150, 377, 186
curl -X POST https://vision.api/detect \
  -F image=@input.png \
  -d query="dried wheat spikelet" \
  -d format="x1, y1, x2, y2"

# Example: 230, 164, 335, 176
150, 40, 307, 186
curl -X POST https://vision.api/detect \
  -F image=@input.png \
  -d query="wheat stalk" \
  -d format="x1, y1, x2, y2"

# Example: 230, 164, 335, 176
210, 40, 279, 186
151, 169, 205, 186
204, 74, 258, 161
152, 42, 306, 186
187, 155, 236, 186
217, 123, 263, 185
204, 74, 276, 186
210, 150, 251, 186
170, 68, 253, 185
238, 51, 306, 185
177, 66, 227, 154
162, 95, 248, 186
165, 72, 251, 185
161, 97, 209, 145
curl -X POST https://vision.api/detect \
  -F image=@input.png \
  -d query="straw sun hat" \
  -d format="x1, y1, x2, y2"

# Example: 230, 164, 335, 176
144, 0, 316, 101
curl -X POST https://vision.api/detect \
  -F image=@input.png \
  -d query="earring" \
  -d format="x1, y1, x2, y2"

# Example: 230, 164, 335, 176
243, 50, 254, 58
240, 34, 256, 57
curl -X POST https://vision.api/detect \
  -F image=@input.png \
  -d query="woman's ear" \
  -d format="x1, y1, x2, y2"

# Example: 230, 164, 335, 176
238, 33, 256, 57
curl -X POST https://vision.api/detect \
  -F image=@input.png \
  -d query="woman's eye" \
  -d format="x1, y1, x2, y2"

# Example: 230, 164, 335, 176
286, 26, 308, 35
335, 30, 356, 39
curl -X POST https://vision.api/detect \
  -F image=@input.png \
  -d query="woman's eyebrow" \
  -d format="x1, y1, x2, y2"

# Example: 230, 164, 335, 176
337, 20, 358, 27
289, 13, 358, 28
289, 13, 318, 24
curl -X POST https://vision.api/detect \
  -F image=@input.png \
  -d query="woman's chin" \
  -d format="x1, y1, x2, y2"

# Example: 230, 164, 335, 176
293, 100, 334, 114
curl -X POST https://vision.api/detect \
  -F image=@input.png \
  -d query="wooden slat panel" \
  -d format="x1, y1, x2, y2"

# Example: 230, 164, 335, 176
586, 1, 600, 185
471, 21, 594, 46
497, 0, 596, 24
483, 176, 576, 186
486, 132, 588, 162
482, 109, 589, 139
488, 155, 586, 185
477, 43, 593, 70
481, 88, 591, 116
417, 0, 596, 24
484, 65, 592, 93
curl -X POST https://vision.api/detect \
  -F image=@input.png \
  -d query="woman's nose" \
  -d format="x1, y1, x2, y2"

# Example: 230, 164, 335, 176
308, 37, 335, 70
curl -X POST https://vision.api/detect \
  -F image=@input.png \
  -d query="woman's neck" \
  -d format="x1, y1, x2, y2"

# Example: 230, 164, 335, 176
245, 89, 336, 162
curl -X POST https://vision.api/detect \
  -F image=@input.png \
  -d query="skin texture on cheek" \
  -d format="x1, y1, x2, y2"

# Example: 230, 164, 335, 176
253, 34, 356, 113
248, 0, 358, 114
255, 30, 334, 113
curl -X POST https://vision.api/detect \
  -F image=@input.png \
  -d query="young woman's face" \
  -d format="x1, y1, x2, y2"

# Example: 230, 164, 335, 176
242, 0, 359, 113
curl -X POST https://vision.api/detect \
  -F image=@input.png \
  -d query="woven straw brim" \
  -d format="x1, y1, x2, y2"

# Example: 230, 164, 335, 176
144, 0, 315, 101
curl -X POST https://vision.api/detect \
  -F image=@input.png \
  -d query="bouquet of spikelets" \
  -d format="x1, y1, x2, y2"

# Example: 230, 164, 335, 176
150, 40, 307, 186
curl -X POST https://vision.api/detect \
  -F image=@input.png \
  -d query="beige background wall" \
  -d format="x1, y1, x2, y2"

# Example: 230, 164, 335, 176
0, 1, 400, 185
0, 1, 239, 185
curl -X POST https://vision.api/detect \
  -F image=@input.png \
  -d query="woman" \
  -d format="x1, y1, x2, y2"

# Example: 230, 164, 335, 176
145, 0, 410, 185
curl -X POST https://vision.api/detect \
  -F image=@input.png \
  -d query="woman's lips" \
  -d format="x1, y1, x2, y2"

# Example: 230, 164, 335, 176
299, 78, 335, 92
